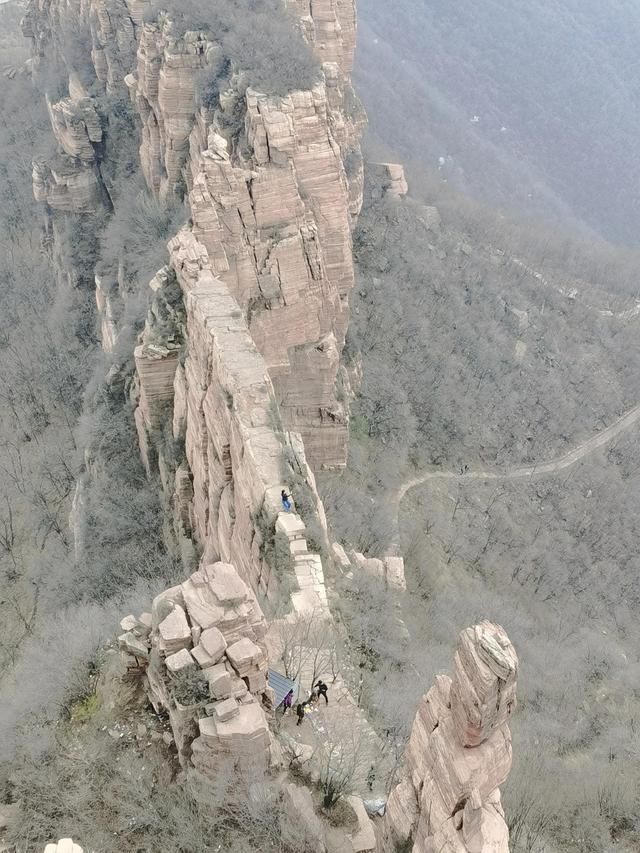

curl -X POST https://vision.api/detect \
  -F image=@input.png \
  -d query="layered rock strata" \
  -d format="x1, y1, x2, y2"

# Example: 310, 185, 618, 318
371, 162, 409, 197
132, 232, 332, 605
114, 0, 362, 467
119, 559, 274, 775
25, 0, 364, 601
384, 622, 518, 853
24, 0, 364, 464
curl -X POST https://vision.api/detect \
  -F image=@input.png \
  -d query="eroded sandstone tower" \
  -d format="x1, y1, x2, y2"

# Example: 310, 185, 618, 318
385, 622, 519, 853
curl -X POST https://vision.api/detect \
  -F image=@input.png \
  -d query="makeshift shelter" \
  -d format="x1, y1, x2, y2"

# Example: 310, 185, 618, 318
268, 670, 297, 708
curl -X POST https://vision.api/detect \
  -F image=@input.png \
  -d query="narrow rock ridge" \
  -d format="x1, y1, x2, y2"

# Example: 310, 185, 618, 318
23, 0, 362, 604
135, 230, 333, 605
24, 0, 364, 469
384, 622, 519, 853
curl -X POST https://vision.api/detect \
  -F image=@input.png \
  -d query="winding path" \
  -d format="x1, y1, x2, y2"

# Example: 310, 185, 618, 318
396, 402, 640, 508
510, 257, 640, 320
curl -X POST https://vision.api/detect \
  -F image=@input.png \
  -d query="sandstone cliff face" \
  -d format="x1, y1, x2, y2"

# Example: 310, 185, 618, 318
124, 5, 363, 467
384, 622, 518, 853
23, 0, 363, 466
24, 0, 363, 605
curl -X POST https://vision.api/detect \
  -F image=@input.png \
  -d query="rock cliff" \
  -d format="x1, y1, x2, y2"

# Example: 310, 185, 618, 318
21, 3, 521, 851
384, 622, 518, 853
118, 559, 275, 776
23, 0, 364, 603
24, 0, 363, 472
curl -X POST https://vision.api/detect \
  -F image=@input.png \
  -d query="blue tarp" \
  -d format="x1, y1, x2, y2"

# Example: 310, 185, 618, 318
268, 669, 296, 708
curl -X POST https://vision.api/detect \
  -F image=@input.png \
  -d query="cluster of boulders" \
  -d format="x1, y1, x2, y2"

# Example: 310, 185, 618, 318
332, 542, 407, 591
119, 561, 274, 776
384, 622, 518, 853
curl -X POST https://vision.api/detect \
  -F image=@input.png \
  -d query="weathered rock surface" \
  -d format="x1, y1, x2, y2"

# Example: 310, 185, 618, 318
119, 559, 274, 776
148, 228, 333, 608
373, 162, 409, 197
32, 156, 102, 212
47, 95, 102, 161
43, 841, 83, 853
347, 795, 377, 852
384, 622, 518, 853
125, 0, 362, 468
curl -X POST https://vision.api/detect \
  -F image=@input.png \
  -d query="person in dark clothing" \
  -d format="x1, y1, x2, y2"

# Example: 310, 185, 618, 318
314, 679, 329, 704
283, 690, 294, 714
281, 490, 292, 511
367, 765, 376, 791
296, 702, 306, 725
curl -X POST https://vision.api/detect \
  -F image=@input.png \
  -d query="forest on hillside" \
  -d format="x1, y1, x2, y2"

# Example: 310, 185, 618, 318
0, 2, 180, 767
2, 0, 640, 850
321, 173, 640, 852
357, 0, 640, 247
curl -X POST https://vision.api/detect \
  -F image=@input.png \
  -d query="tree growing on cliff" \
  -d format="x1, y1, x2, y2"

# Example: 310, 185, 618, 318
156, 0, 320, 98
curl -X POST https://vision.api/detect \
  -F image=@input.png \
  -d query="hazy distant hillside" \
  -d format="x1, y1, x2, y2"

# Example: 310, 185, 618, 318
357, 0, 640, 246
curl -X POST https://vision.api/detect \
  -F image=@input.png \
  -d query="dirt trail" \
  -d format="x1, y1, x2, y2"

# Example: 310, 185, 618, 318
510, 257, 640, 320
396, 402, 640, 508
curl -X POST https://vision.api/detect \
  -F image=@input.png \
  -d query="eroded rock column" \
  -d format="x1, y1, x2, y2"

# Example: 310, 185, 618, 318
385, 622, 518, 853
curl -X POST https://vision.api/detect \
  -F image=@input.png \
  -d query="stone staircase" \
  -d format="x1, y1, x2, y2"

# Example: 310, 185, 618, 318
276, 511, 330, 615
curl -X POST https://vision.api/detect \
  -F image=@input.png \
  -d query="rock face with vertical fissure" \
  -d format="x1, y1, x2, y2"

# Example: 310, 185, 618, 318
24, 0, 364, 602
384, 622, 519, 853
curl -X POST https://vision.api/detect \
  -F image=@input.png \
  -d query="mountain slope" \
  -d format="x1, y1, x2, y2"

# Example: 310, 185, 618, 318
357, 0, 640, 245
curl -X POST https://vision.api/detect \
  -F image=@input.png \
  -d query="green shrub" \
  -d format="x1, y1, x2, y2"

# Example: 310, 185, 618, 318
170, 666, 209, 706
156, 0, 320, 98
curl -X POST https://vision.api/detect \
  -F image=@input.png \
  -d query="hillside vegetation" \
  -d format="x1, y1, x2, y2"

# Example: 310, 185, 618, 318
320, 174, 640, 851
0, 6, 179, 767
357, 0, 640, 246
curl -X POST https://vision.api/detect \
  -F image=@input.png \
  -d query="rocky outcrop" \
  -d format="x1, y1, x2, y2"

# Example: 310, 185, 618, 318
123, 1, 363, 468
43, 841, 83, 853
25, 0, 364, 600
119, 559, 275, 776
46, 94, 102, 161
134, 228, 331, 607
185, 88, 355, 466
32, 155, 103, 212
384, 622, 518, 853
371, 162, 409, 198
347, 548, 407, 591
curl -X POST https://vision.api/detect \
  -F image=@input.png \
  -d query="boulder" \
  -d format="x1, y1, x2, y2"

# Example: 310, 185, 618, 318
347, 796, 377, 852
204, 663, 233, 699
165, 648, 196, 674
192, 626, 227, 667
43, 841, 83, 853
158, 605, 192, 654
118, 632, 149, 659
282, 783, 326, 851
331, 542, 351, 569
226, 637, 266, 676
213, 697, 239, 722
